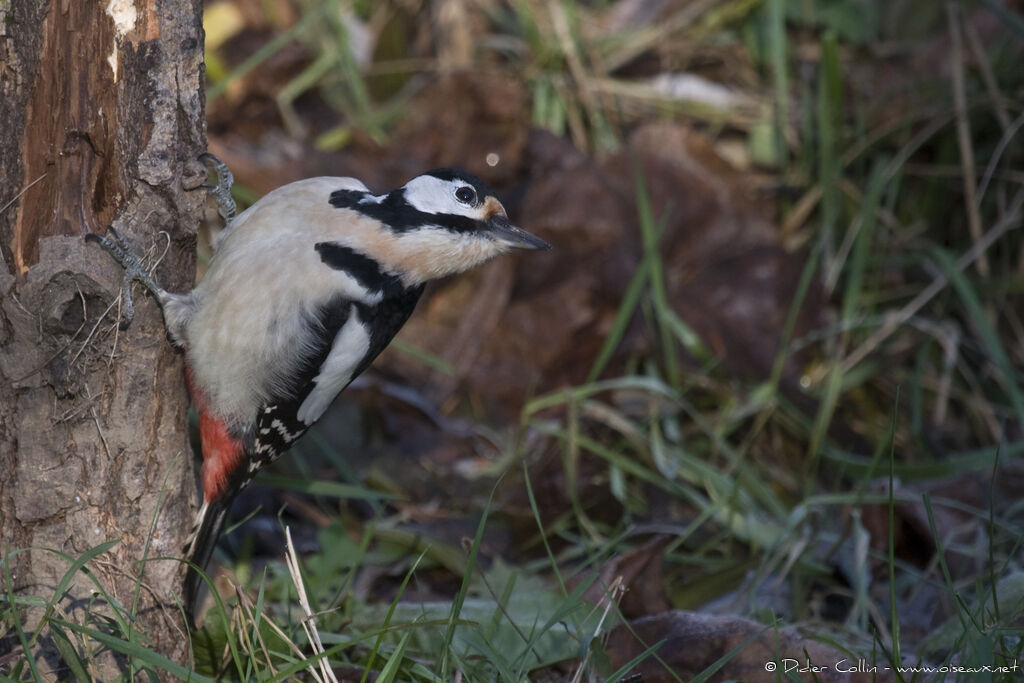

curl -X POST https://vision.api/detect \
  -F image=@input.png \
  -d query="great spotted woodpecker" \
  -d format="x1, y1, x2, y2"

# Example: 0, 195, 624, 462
88, 156, 549, 617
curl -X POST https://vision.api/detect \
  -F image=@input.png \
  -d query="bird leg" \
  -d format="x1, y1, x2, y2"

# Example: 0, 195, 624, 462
200, 152, 237, 223
86, 227, 169, 330
88, 153, 237, 329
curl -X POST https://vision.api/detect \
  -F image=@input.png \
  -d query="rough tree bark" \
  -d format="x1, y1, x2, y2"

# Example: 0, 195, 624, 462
1, 0, 205, 675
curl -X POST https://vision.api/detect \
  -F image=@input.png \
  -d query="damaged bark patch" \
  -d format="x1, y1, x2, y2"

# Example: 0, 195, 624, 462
13, 0, 123, 273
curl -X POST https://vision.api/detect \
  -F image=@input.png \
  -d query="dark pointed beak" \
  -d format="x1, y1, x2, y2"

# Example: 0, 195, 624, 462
487, 215, 551, 250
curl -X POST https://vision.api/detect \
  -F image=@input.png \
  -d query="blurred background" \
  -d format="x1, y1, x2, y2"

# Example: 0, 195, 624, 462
196, 0, 1024, 679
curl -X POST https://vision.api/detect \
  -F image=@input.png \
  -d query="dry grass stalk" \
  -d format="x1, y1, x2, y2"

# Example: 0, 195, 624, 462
947, 2, 989, 278
285, 526, 339, 683
839, 188, 1024, 375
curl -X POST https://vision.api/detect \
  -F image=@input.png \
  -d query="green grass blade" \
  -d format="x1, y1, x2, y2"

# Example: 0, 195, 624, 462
375, 628, 414, 683
841, 161, 886, 322
691, 624, 771, 683
600, 639, 666, 682
817, 31, 843, 282
921, 494, 977, 651
362, 550, 427, 683
50, 617, 216, 682
633, 163, 679, 387
41, 540, 120, 632
49, 622, 91, 682
766, 0, 788, 170
255, 474, 399, 500
587, 259, 650, 383
525, 375, 679, 417
806, 361, 843, 484
389, 338, 454, 375
4, 544, 44, 681
522, 461, 568, 596
768, 244, 822, 393
824, 439, 1024, 480
437, 484, 497, 678
206, 5, 328, 102
978, 0, 1024, 36
930, 247, 1024, 426
887, 389, 901, 668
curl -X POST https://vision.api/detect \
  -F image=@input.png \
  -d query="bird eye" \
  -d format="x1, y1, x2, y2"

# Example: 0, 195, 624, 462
455, 186, 476, 205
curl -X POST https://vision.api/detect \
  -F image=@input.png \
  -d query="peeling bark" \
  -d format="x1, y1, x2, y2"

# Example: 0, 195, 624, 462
1, 0, 204, 674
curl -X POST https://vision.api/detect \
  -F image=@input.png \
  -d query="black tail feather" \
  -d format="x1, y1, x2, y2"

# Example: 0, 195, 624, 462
183, 498, 231, 624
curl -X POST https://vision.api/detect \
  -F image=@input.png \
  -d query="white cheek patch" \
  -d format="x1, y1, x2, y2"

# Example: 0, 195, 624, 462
403, 176, 484, 217
296, 307, 371, 425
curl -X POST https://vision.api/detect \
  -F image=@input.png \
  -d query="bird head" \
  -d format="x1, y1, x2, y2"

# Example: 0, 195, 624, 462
401, 169, 550, 251
330, 169, 549, 285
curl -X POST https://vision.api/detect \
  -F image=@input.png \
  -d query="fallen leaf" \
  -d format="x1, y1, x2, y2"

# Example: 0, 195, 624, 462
606, 610, 899, 682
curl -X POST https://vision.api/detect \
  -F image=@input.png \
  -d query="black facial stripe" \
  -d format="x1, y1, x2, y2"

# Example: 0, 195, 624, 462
314, 242, 405, 297
426, 213, 485, 233
351, 284, 425, 379
328, 189, 367, 209
329, 185, 488, 235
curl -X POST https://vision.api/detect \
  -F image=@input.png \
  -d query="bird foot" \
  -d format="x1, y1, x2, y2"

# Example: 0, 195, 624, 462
200, 153, 237, 223
85, 227, 165, 330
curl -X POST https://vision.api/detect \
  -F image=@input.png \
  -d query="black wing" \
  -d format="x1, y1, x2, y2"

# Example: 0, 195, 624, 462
239, 250, 426, 492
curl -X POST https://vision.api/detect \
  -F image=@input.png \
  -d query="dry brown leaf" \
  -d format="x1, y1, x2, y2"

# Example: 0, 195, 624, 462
607, 610, 899, 682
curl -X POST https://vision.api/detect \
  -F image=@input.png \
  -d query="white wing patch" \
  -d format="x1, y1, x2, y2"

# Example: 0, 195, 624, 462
296, 306, 371, 425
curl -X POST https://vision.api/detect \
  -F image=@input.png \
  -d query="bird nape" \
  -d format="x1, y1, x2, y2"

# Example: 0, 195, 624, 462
87, 155, 550, 621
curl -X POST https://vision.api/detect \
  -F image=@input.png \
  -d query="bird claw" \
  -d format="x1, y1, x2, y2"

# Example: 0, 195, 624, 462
86, 227, 163, 329
199, 153, 237, 223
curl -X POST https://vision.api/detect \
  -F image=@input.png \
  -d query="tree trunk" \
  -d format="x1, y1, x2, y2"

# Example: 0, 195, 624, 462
1, 0, 205, 675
